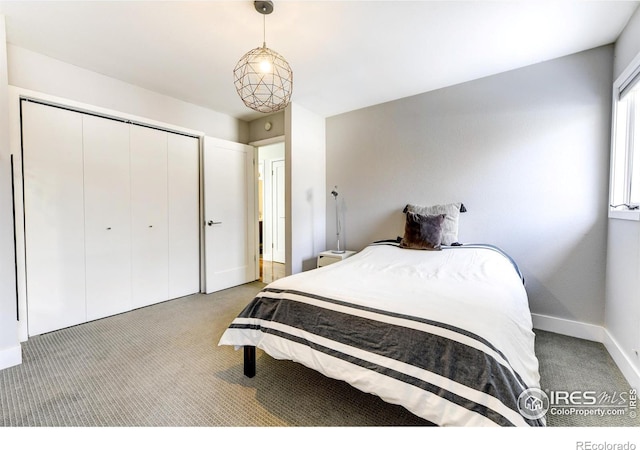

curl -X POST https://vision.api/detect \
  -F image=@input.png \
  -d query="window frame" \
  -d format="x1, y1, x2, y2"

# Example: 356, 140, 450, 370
609, 52, 640, 221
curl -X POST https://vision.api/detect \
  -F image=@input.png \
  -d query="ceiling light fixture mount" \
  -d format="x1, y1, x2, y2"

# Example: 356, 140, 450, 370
233, 1, 293, 114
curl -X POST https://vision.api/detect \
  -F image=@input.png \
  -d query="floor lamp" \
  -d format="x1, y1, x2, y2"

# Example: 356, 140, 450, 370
331, 186, 345, 254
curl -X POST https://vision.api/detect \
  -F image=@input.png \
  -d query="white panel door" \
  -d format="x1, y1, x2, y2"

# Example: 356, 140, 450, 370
83, 115, 132, 321
130, 125, 169, 308
22, 101, 86, 336
203, 136, 256, 294
272, 159, 286, 264
168, 133, 200, 298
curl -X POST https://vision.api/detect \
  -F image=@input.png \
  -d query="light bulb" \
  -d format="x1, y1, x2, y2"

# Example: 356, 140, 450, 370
259, 59, 272, 73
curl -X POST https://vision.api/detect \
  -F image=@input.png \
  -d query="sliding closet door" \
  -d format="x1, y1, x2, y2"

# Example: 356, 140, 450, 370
168, 133, 200, 298
22, 101, 86, 336
83, 116, 132, 321
130, 125, 169, 309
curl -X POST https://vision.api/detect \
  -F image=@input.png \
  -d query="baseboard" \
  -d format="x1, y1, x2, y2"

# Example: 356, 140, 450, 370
532, 313, 640, 389
602, 330, 640, 390
531, 313, 604, 342
0, 344, 22, 370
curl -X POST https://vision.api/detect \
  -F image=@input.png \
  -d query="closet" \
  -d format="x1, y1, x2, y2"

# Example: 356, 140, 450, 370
22, 101, 200, 336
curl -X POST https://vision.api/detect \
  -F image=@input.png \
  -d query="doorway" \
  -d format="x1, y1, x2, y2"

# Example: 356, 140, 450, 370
258, 142, 286, 283
203, 137, 257, 293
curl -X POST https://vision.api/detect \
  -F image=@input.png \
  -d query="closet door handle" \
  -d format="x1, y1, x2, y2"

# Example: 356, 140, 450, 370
207, 220, 222, 226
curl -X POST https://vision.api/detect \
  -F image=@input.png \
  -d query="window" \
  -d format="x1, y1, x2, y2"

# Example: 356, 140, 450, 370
610, 58, 640, 215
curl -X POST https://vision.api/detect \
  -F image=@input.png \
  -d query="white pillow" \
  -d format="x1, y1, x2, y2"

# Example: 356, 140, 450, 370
403, 202, 462, 246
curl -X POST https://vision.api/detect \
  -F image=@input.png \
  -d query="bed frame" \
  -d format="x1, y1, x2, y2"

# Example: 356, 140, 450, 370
244, 346, 256, 377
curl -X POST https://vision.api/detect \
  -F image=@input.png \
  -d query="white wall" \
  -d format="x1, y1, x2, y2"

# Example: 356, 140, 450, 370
605, 219, 640, 386
7, 45, 248, 143
0, 16, 21, 370
0, 42, 251, 369
614, 6, 640, 80
285, 103, 326, 274
605, 7, 640, 388
326, 46, 613, 329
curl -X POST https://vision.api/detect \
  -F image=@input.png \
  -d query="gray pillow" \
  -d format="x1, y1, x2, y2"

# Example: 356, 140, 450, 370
399, 212, 445, 250
404, 202, 462, 245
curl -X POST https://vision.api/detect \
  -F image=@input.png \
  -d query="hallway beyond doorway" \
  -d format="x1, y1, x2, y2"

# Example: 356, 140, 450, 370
260, 258, 285, 283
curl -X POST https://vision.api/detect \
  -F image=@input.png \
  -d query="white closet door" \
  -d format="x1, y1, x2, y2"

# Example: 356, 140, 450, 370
203, 136, 257, 293
22, 101, 86, 336
130, 125, 169, 309
83, 115, 132, 321
168, 133, 200, 298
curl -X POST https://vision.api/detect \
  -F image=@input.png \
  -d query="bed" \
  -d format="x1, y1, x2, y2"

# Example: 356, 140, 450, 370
218, 204, 544, 427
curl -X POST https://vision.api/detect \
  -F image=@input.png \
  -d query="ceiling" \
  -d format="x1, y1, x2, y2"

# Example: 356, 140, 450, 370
0, 1, 638, 122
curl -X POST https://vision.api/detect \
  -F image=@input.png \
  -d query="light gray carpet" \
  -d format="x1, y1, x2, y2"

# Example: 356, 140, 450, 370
535, 329, 639, 427
0, 282, 637, 427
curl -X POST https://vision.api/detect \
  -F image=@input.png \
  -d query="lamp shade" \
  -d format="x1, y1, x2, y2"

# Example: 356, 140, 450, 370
233, 44, 293, 114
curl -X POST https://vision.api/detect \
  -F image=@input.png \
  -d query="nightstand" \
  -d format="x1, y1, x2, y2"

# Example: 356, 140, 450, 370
317, 250, 356, 268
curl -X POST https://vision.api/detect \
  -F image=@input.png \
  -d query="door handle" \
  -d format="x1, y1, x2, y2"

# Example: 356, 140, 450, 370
207, 220, 222, 226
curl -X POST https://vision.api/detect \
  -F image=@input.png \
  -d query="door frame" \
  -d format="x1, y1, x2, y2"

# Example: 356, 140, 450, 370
251, 136, 286, 270
270, 158, 286, 264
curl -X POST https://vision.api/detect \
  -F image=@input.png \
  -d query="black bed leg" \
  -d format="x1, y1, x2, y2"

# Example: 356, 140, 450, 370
244, 346, 256, 378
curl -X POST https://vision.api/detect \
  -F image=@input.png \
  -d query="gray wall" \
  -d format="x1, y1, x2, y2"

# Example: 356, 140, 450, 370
614, 5, 640, 79
326, 46, 613, 326
248, 111, 285, 143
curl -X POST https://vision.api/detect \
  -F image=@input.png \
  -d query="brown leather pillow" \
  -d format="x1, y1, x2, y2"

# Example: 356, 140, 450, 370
399, 212, 445, 250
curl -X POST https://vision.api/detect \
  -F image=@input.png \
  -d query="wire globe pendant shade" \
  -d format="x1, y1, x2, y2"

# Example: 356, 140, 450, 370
233, 44, 293, 113
234, 1, 293, 114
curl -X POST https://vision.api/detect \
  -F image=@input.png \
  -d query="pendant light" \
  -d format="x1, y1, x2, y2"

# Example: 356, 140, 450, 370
234, 1, 293, 114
